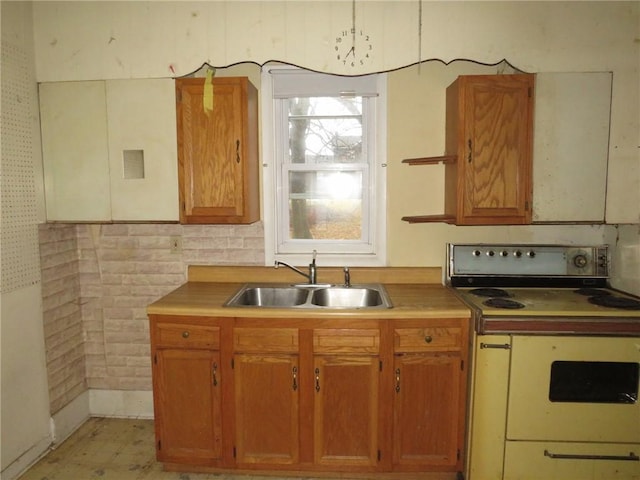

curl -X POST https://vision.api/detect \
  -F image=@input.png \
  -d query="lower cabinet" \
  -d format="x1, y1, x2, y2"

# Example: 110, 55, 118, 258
149, 315, 469, 476
392, 320, 468, 472
312, 328, 381, 468
232, 327, 299, 465
150, 317, 223, 465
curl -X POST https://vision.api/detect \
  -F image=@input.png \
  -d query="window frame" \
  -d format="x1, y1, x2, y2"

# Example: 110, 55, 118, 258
261, 66, 387, 267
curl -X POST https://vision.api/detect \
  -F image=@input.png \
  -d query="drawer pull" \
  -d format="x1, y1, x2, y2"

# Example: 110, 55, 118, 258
480, 342, 511, 350
182, 331, 190, 339
544, 450, 639, 462
424, 335, 433, 343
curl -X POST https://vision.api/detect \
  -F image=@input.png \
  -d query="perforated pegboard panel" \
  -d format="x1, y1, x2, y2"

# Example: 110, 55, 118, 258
1, 33, 42, 293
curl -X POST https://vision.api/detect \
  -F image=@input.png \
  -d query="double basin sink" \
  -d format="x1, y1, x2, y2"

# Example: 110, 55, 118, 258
224, 283, 393, 309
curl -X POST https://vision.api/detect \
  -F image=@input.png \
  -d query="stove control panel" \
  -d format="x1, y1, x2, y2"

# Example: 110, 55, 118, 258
448, 244, 609, 278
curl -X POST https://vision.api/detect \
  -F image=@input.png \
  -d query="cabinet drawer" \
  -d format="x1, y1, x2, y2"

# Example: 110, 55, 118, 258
313, 329, 380, 354
155, 323, 220, 349
394, 326, 462, 352
504, 441, 640, 480
233, 327, 298, 353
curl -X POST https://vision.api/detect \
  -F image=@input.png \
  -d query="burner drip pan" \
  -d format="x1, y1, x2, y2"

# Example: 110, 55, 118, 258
483, 298, 525, 309
469, 288, 510, 298
575, 288, 611, 297
588, 295, 640, 310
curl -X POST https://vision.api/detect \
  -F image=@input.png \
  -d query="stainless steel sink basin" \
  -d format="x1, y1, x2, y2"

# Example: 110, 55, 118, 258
231, 286, 308, 307
310, 287, 384, 308
224, 284, 393, 309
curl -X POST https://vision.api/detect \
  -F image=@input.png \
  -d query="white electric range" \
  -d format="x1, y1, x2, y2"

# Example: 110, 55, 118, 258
447, 244, 640, 480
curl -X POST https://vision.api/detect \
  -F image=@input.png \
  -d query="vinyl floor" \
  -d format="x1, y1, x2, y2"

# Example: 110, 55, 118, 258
17, 417, 333, 480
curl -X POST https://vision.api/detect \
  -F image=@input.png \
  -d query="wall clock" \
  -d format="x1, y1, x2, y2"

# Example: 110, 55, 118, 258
334, 0, 373, 68
335, 28, 373, 68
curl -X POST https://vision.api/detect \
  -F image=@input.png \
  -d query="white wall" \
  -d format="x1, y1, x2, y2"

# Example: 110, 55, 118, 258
1, 1, 52, 477
30, 1, 638, 226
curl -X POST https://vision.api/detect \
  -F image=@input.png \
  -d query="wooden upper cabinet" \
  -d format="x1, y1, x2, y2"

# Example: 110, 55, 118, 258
402, 74, 534, 225
447, 74, 534, 225
176, 77, 259, 224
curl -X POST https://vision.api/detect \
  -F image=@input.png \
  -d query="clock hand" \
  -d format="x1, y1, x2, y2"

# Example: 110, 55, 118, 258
345, 46, 355, 59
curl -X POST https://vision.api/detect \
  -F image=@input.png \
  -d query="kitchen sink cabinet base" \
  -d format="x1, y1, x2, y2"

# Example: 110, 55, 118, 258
149, 315, 470, 477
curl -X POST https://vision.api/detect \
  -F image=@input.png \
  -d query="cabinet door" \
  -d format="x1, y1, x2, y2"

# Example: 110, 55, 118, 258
313, 355, 380, 467
40, 79, 179, 221
452, 75, 534, 225
532, 72, 612, 223
393, 354, 461, 468
39, 81, 111, 221
153, 348, 222, 464
106, 79, 179, 221
176, 77, 259, 224
234, 353, 299, 465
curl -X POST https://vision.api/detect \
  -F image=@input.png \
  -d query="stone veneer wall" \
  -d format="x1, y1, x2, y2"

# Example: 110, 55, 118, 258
38, 224, 86, 414
39, 222, 264, 411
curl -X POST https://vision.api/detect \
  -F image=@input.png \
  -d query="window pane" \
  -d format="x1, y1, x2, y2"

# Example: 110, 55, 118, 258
288, 171, 362, 240
288, 97, 363, 164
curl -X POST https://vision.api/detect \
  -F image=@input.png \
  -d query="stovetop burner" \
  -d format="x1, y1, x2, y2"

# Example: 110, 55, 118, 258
575, 288, 611, 297
469, 288, 510, 298
588, 295, 640, 311
483, 298, 525, 309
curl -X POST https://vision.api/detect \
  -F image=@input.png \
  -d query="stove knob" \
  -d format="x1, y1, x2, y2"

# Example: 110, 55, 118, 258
527, 250, 536, 258
473, 250, 481, 257
573, 254, 588, 268
487, 250, 495, 257
514, 250, 522, 258
500, 250, 509, 257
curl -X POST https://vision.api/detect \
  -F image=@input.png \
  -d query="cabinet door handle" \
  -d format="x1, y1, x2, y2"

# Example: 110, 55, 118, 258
292, 366, 298, 391
315, 367, 320, 392
236, 139, 240, 164
212, 362, 218, 386
544, 450, 639, 462
395, 368, 401, 393
480, 342, 511, 350
467, 139, 472, 163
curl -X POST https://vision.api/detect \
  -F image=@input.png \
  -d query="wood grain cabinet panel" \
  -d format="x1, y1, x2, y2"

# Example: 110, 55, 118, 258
392, 319, 469, 473
176, 77, 259, 224
313, 328, 381, 469
149, 316, 470, 477
402, 74, 534, 225
150, 316, 224, 466
233, 353, 299, 465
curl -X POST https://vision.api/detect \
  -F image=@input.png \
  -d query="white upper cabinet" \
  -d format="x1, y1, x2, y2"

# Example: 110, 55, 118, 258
532, 72, 612, 223
40, 81, 112, 221
39, 79, 179, 222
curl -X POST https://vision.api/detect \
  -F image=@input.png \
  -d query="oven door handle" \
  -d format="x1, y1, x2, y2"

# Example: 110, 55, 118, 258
544, 450, 639, 462
480, 342, 511, 350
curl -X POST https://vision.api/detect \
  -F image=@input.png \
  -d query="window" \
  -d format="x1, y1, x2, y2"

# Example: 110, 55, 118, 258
262, 66, 387, 267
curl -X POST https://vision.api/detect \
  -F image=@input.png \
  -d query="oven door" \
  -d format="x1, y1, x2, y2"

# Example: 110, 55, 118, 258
507, 336, 640, 443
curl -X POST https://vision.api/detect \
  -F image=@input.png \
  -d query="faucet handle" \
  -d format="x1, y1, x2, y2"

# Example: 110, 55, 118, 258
343, 267, 351, 288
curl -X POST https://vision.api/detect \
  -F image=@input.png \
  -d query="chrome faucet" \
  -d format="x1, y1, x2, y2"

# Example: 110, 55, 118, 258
343, 267, 351, 287
274, 250, 318, 284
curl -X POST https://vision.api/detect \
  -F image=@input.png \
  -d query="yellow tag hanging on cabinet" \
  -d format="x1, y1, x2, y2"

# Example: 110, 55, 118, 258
203, 68, 215, 115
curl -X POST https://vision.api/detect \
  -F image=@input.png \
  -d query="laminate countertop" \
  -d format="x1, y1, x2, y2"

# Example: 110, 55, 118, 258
147, 266, 471, 319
